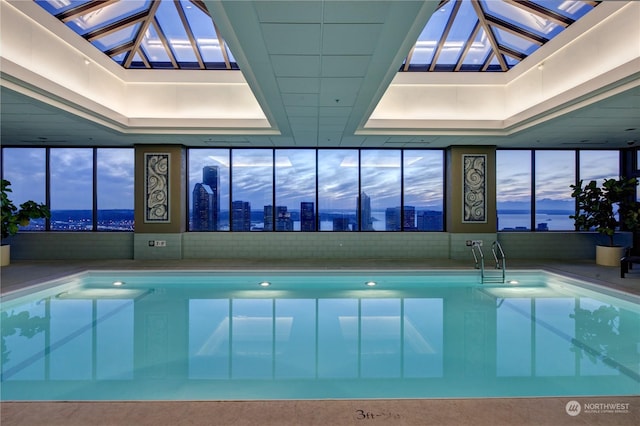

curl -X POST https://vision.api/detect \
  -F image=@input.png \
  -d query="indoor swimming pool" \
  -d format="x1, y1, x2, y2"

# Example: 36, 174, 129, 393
1, 270, 638, 401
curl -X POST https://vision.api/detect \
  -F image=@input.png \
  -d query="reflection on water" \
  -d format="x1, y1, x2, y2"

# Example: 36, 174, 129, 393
1, 272, 638, 400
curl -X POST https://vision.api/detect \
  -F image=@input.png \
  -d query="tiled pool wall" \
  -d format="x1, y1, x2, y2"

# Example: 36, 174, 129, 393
6, 232, 632, 261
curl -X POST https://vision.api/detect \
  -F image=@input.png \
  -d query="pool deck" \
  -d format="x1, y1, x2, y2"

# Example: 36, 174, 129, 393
1, 258, 639, 426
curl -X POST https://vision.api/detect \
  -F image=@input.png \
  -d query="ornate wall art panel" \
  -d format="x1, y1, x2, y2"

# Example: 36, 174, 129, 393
462, 154, 486, 223
144, 153, 170, 223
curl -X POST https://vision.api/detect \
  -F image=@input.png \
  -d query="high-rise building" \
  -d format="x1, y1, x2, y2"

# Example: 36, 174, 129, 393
358, 192, 373, 231
300, 202, 315, 231
192, 183, 215, 230
263, 205, 273, 231
276, 205, 293, 231
191, 166, 220, 230
404, 206, 416, 231
332, 217, 351, 231
204, 166, 220, 229
232, 200, 251, 231
385, 207, 399, 231
417, 210, 443, 231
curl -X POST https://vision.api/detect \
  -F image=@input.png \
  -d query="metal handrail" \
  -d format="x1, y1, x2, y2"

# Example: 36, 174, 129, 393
491, 241, 506, 283
471, 242, 484, 280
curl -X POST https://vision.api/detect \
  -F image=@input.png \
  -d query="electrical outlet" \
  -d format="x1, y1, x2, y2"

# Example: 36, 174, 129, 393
148, 240, 155, 247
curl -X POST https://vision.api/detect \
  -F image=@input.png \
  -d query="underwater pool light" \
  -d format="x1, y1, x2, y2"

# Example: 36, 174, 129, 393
508, 280, 519, 285
112, 281, 125, 286
259, 281, 271, 287
365, 281, 377, 287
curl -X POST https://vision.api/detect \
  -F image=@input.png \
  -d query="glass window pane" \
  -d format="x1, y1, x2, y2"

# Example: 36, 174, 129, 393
438, 1, 476, 67
318, 150, 358, 231
579, 151, 618, 185
497, 150, 531, 231
97, 148, 134, 231
535, 150, 575, 231
231, 149, 273, 231
404, 150, 444, 231
361, 150, 401, 231
275, 150, 316, 231
156, 0, 197, 64
189, 149, 230, 231
50, 148, 93, 231
1, 148, 47, 232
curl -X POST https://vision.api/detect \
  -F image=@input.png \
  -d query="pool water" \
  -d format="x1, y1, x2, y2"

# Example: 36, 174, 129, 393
1, 270, 639, 400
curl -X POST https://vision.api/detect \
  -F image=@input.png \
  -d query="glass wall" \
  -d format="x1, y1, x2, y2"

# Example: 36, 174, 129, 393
360, 150, 401, 231
497, 150, 621, 232
403, 150, 444, 231
97, 148, 134, 231
496, 150, 531, 231
231, 149, 273, 231
1, 147, 135, 232
317, 150, 359, 231
275, 150, 316, 231
1, 148, 47, 232
188, 149, 230, 231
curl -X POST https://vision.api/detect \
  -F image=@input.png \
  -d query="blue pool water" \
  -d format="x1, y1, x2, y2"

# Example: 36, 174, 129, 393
1, 270, 638, 401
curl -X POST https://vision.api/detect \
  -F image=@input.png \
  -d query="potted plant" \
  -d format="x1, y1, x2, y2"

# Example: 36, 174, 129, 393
570, 177, 639, 266
1, 179, 50, 266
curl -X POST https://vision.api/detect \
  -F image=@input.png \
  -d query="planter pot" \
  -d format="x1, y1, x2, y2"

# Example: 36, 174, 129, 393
0, 244, 9, 267
595, 245, 625, 267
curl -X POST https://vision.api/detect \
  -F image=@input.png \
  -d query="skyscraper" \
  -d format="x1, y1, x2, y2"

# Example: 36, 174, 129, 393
192, 183, 215, 230
276, 205, 293, 231
232, 200, 251, 231
300, 202, 315, 231
263, 205, 273, 231
191, 166, 220, 230
358, 192, 373, 231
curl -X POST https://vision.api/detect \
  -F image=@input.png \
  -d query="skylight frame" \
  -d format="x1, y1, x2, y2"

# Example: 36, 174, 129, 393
35, 0, 238, 70
403, 0, 599, 72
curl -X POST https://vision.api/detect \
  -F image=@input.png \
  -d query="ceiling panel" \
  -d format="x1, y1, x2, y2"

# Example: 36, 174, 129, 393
261, 23, 322, 55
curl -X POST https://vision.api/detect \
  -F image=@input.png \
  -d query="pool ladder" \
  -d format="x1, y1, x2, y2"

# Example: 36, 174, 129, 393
471, 241, 506, 283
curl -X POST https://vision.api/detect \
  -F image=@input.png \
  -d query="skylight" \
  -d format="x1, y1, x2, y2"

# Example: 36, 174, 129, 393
35, 0, 237, 70
403, 0, 599, 72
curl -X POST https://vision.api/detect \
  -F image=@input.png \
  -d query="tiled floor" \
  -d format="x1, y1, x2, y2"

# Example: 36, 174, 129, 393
1, 259, 639, 426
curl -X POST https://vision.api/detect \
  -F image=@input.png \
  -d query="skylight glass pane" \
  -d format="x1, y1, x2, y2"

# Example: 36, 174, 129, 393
460, 27, 491, 69
409, 1, 454, 67
156, 0, 198, 64
35, 0, 90, 15
141, 25, 171, 65
65, 1, 150, 35
182, 0, 227, 64
481, 0, 563, 39
91, 24, 139, 52
493, 28, 539, 57
437, 0, 476, 67
530, 0, 593, 20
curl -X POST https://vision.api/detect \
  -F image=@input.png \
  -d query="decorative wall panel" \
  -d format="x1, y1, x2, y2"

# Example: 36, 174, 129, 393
144, 153, 170, 223
462, 154, 486, 223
